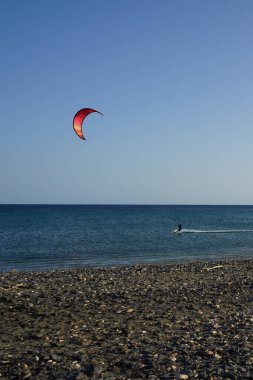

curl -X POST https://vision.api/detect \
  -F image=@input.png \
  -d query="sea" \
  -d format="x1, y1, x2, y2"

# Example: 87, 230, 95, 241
0, 205, 253, 272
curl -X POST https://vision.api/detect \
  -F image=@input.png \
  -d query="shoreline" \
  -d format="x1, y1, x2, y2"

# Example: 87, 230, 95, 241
2, 255, 253, 274
1, 259, 252, 379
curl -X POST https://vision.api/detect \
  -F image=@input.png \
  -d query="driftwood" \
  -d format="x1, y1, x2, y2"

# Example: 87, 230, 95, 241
205, 265, 224, 271
0, 283, 24, 291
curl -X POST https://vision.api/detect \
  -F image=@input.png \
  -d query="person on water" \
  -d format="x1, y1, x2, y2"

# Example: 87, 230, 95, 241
177, 224, 182, 232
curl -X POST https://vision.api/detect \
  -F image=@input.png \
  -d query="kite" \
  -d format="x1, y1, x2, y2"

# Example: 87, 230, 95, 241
73, 108, 103, 140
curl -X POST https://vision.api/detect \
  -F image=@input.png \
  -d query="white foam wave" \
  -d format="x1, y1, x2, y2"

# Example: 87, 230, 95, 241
180, 229, 253, 234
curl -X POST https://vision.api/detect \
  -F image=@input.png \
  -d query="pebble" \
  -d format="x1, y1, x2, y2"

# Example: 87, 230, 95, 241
92, 364, 103, 376
0, 259, 252, 379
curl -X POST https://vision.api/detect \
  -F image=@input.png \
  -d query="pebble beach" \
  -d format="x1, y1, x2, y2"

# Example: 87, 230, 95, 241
0, 260, 252, 379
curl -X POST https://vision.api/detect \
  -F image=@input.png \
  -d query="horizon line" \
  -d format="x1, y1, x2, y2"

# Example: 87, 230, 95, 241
1, 203, 253, 207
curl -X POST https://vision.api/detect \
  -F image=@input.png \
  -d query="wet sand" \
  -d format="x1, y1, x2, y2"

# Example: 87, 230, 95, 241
0, 259, 252, 379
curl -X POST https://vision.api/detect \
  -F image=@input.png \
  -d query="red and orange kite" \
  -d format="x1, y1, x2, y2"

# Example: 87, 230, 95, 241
73, 108, 103, 140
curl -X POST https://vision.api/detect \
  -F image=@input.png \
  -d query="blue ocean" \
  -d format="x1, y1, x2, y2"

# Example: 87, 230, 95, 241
0, 205, 253, 272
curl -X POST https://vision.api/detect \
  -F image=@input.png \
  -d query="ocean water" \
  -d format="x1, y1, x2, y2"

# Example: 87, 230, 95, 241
0, 205, 253, 272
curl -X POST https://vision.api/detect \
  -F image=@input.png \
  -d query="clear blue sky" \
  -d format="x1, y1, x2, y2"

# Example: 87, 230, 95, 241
1, 0, 253, 204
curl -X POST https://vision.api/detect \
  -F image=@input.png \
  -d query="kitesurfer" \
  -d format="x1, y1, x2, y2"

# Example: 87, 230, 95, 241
177, 224, 182, 232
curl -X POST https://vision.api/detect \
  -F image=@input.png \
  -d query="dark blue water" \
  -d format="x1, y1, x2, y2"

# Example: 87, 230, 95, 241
0, 205, 253, 272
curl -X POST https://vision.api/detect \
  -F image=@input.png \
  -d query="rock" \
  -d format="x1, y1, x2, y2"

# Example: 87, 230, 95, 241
0, 260, 252, 379
76, 372, 88, 380
92, 364, 103, 376
22, 364, 32, 379
51, 354, 63, 362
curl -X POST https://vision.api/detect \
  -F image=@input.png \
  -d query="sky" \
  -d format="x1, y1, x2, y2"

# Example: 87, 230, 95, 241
1, 0, 253, 205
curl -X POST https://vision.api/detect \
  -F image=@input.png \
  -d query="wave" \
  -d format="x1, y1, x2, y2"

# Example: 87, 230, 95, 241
178, 229, 253, 234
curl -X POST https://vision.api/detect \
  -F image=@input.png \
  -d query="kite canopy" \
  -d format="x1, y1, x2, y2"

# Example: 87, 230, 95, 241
73, 108, 103, 140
